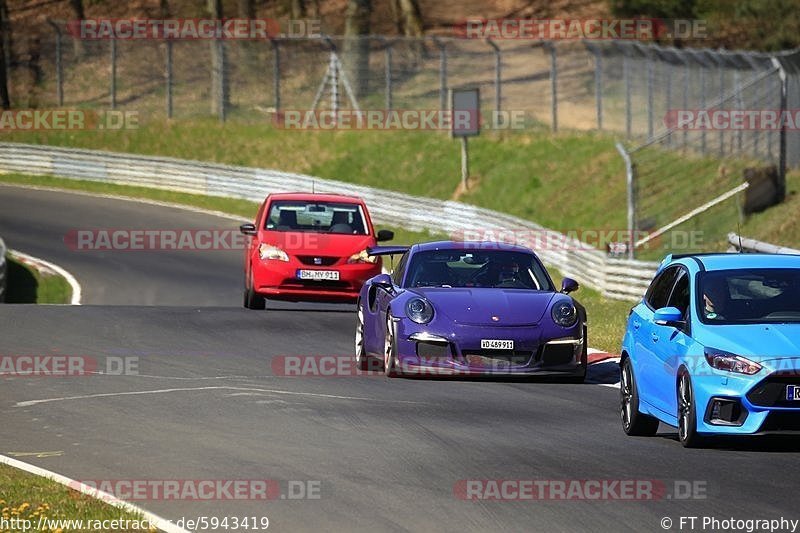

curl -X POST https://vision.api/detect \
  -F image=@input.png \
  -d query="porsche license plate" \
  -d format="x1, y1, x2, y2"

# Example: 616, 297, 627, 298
297, 270, 340, 281
481, 339, 514, 350
787, 385, 800, 401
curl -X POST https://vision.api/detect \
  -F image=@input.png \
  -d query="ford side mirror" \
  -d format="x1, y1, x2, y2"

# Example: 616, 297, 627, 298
654, 306, 684, 327
561, 277, 579, 294
240, 223, 257, 236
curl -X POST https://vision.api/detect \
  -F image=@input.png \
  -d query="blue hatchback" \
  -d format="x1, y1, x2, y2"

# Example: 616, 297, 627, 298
620, 253, 800, 447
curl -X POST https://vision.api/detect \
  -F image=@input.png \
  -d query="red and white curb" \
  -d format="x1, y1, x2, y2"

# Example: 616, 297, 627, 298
587, 348, 621, 388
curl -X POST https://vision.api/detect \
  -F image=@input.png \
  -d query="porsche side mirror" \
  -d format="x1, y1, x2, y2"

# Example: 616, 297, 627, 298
240, 223, 257, 236
376, 229, 395, 242
561, 277, 580, 294
372, 273, 394, 291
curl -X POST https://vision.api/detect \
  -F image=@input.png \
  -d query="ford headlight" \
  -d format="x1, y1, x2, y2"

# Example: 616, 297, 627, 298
704, 349, 761, 375
552, 301, 578, 328
347, 249, 378, 264
259, 244, 289, 262
406, 297, 434, 324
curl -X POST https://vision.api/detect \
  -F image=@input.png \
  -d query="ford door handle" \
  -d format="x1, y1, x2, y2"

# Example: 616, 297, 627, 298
651, 332, 659, 342
632, 321, 641, 330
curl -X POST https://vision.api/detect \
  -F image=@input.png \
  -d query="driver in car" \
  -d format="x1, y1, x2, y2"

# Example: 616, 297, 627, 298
703, 279, 728, 320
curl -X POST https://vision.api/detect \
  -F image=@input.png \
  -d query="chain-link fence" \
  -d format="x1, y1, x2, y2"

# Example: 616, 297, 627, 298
609, 43, 800, 259
15, 27, 796, 147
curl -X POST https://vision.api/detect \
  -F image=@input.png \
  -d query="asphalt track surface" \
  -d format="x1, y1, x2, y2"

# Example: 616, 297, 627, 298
2, 184, 800, 532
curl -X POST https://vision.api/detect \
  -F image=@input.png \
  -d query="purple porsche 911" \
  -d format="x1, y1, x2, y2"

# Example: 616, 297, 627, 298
354, 241, 587, 380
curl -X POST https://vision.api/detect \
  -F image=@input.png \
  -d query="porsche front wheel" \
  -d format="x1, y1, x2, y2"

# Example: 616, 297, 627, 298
384, 313, 398, 378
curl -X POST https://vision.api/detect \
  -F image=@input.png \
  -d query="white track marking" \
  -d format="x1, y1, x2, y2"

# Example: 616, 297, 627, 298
84, 373, 277, 380
0, 454, 189, 533
16, 386, 425, 408
8, 249, 82, 305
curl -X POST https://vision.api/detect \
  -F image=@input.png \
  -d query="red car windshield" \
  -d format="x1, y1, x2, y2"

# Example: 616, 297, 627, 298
265, 201, 369, 235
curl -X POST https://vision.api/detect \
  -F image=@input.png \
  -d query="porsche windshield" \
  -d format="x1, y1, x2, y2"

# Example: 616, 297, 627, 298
265, 201, 369, 235
699, 268, 800, 324
405, 249, 552, 290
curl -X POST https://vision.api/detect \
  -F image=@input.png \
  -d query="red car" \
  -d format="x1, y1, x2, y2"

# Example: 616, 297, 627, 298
240, 193, 394, 307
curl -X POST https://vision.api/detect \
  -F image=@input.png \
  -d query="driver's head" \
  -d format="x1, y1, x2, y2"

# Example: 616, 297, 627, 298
494, 260, 520, 283
703, 277, 728, 315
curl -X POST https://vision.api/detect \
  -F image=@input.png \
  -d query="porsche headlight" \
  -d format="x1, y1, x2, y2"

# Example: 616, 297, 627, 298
704, 349, 761, 375
406, 297, 434, 324
552, 301, 578, 328
259, 244, 289, 262
347, 249, 378, 264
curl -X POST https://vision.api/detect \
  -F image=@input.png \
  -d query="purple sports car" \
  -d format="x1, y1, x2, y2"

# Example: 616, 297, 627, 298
354, 241, 587, 380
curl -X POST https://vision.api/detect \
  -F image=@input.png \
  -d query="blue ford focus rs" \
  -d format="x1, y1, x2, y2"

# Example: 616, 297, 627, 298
620, 253, 800, 447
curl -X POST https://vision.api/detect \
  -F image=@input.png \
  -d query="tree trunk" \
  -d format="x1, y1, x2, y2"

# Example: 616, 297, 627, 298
397, 0, 423, 37
159, 0, 170, 18
237, 0, 257, 65
389, 0, 402, 34
290, 0, 306, 19
0, 0, 9, 109
343, 0, 371, 99
238, 0, 255, 19
207, 0, 229, 118
68, 0, 85, 58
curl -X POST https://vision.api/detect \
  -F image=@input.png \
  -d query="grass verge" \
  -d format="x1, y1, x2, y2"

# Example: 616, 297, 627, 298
0, 464, 154, 532
5, 255, 72, 304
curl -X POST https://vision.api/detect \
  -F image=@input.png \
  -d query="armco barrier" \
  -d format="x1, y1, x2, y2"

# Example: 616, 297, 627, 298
0, 143, 658, 300
728, 233, 800, 255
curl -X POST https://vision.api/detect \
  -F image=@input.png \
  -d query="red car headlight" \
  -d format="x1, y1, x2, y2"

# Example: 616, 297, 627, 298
259, 244, 289, 262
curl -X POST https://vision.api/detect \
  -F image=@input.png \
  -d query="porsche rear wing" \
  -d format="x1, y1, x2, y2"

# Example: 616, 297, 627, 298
367, 245, 410, 257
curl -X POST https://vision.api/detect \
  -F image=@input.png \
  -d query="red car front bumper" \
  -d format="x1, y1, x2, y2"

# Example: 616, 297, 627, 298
252, 259, 380, 303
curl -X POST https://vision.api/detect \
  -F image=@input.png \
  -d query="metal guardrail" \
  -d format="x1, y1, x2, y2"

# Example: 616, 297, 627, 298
728, 233, 800, 255
0, 142, 658, 300
0, 236, 6, 303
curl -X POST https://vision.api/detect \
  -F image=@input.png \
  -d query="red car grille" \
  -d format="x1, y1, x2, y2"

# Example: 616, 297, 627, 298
296, 256, 340, 266
280, 279, 353, 291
